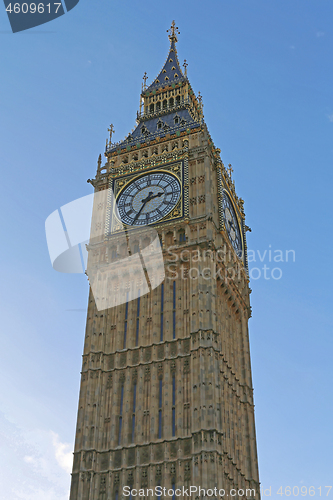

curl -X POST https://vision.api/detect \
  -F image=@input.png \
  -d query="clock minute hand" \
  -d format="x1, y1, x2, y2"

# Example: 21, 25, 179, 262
133, 191, 164, 223
133, 199, 148, 223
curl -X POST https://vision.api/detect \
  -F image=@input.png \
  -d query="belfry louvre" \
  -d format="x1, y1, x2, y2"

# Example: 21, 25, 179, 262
69, 22, 260, 500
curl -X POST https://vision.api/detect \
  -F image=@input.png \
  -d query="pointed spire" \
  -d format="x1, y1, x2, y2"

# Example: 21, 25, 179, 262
145, 22, 184, 93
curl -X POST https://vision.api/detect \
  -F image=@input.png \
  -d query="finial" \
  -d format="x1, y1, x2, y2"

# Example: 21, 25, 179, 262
107, 124, 115, 147
183, 59, 188, 77
97, 154, 102, 168
143, 72, 148, 90
167, 20, 180, 43
227, 163, 234, 178
197, 92, 204, 120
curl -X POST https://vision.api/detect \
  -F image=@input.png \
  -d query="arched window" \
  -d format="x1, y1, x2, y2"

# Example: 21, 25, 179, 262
163, 100, 167, 109
179, 231, 186, 243
156, 101, 161, 111
149, 103, 154, 113
169, 97, 174, 107
176, 95, 180, 105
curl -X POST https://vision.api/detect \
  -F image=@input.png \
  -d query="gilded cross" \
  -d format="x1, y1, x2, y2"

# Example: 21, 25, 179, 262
167, 20, 180, 41
108, 124, 115, 145
143, 72, 148, 89
227, 163, 233, 178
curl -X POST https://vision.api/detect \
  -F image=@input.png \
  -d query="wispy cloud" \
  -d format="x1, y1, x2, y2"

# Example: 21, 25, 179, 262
328, 113, 333, 123
51, 431, 72, 474
316, 31, 325, 37
0, 412, 72, 500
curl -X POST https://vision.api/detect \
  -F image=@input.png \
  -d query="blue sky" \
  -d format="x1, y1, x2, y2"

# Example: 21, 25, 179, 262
1, 1, 332, 498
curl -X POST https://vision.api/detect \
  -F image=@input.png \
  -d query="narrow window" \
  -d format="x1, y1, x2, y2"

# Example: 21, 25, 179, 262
172, 375, 176, 436
160, 284, 164, 342
132, 382, 137, 442
172, 483, 176, 500
118, 384, 124, 445
136, 290, 140, 346
123, 292, 129, 349
179, 232, 186, 243
115, 491, 118, 500
172, 281, 176, 340
158, 378, 163, 438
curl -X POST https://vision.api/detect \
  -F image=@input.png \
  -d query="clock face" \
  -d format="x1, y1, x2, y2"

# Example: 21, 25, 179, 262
222, 191, 243, 258
116, 171, 181, 226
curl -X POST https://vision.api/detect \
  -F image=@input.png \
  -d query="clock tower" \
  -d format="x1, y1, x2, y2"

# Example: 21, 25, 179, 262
69, 22, 260, 500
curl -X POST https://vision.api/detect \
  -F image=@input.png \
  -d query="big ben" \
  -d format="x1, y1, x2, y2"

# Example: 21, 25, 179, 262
69, 22, 261, 500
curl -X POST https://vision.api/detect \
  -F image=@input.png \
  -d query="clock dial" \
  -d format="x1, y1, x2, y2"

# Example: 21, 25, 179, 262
117, 172, 181, 226
222, 191, 243, 258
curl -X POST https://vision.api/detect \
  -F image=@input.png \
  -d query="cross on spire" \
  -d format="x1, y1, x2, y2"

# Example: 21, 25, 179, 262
167, 20, 180, 42
227, 163, 234, 178
183, 59, 188, 76
107, 124, 115, 146
143, 71, 148, 90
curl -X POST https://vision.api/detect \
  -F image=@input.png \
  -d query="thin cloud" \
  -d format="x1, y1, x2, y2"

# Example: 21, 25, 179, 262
328, 113, 333, 123
316, 31, 325, 37
51, 432, 73, 474
0, 412, 71, 500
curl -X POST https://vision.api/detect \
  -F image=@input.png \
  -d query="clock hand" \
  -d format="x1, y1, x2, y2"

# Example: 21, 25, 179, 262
133, 200, 147, 223
149, 192, 164, 201
133, 191, 164, 223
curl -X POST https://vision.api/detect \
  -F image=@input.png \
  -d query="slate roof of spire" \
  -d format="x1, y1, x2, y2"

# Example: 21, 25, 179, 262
145, 39, 185, 93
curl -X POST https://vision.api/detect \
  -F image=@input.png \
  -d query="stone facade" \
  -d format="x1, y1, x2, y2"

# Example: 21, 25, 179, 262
70, 24, 260, 500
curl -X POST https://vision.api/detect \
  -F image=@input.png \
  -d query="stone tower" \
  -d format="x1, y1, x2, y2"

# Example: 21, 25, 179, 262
69, 22, 260, 500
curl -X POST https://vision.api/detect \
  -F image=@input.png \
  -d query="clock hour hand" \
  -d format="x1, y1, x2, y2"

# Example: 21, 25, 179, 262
228, 219, 235, 229
149, 191, 164, 201
133, 191, 164, 223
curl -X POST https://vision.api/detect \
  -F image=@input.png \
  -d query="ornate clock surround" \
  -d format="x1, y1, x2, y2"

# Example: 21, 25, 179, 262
108, 158, 188, 234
